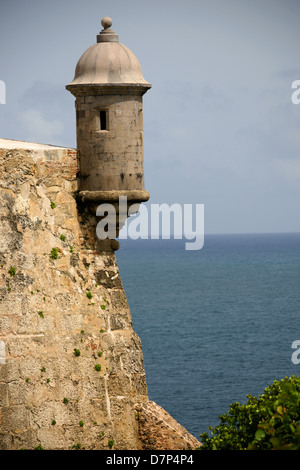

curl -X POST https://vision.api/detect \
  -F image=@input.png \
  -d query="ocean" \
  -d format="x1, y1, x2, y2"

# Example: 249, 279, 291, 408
116, 233, 300, 440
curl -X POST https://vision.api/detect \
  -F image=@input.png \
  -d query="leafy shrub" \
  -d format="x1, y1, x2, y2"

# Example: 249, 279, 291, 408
200, 375, 300, 450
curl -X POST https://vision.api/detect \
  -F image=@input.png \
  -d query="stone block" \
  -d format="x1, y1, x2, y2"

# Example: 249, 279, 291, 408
1, 405, 31, 432
109, 312, 132, 331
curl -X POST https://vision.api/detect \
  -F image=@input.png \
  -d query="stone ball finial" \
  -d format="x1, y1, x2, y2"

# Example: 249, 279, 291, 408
101, 17, 113, 29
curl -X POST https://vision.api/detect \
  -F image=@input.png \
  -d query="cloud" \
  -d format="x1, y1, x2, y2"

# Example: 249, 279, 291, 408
19, 81, 68, 112
18, 109, 64, 145
1, 80, 76, 147
276, 159, 300, 179
273, 68, 300, 80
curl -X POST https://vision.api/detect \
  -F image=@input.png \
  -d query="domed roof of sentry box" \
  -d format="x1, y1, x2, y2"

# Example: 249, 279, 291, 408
66, 17, 151, 90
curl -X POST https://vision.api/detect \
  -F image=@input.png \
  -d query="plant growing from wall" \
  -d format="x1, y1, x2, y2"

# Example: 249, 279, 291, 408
34, 444, 44, 450
72, 443, 81, 450
200, 375, 300, 450
108, 439, 114, 449
100, 296, 107, 310
8, 266, 16, 276
50, 248, 59, 260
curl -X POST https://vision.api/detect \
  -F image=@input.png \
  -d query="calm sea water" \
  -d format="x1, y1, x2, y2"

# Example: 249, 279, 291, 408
116, 233, 300, 439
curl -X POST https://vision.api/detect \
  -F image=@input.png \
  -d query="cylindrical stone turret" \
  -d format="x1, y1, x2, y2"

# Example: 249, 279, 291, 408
66, 17, 151, 194
66, 17, 151, 251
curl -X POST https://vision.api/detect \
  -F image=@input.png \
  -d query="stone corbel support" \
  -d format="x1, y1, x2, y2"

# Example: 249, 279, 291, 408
78, 189, 150, 252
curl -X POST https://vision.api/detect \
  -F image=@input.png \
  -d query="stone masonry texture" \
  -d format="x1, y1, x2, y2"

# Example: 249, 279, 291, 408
75, 94, 145, 192
0, 139, 201, 450
135, 401, 201, 450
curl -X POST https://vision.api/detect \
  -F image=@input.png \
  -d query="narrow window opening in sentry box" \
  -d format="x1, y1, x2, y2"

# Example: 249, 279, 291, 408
100, 110, 107, 130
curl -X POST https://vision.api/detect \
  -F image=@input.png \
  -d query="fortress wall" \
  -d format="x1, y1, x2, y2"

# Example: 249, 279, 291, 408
0, 138, 201, 450
0, 139, 147, 450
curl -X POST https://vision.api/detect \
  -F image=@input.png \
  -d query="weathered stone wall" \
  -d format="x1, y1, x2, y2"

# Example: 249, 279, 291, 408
0, 138, 201, 450
0, 139, 147, 450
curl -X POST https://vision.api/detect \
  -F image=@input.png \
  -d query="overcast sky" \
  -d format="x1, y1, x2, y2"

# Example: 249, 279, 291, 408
0, 0, 300, 234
